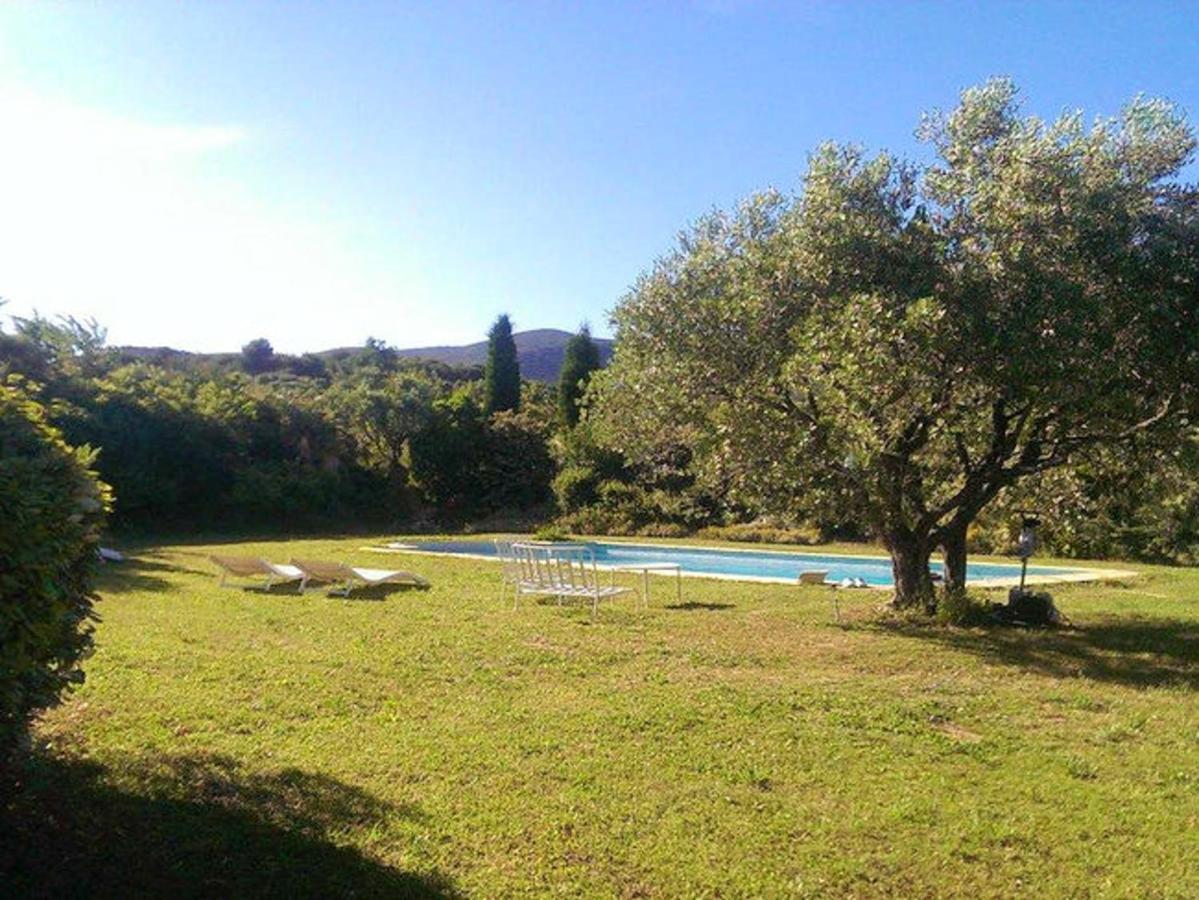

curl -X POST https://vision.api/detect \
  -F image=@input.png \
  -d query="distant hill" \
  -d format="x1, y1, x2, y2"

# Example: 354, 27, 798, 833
111, 328, 614, 382
394, 328, 614, 382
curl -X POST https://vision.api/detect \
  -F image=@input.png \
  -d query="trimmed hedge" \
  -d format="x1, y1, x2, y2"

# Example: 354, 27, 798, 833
0, 382, 109, 772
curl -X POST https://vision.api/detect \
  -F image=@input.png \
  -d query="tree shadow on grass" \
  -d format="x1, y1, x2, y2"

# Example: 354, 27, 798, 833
321, 583, 431, 602
1, 750, 459, 899
867, 615, 1199, 690
664, 601, 735, 611
96, 551, 219, 595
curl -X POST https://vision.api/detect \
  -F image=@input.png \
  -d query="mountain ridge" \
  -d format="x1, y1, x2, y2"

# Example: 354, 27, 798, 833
113, 328, 615, 383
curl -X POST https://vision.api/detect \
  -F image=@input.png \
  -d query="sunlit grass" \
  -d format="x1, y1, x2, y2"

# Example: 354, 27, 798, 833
6, 535, 1198, 897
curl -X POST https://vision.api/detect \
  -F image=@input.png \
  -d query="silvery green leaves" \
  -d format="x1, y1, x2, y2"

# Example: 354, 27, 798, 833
591, 80, 1197, 609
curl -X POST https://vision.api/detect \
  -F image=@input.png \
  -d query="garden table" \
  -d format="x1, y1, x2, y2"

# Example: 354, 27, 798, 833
607, 562, 683, 607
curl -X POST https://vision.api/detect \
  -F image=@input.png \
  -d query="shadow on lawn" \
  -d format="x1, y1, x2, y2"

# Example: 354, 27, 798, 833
872, 615, 1199, 690
1, 750, 459, 899
96, 552, 214, 595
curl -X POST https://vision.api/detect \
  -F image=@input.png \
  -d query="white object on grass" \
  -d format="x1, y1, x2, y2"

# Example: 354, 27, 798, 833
290, 558, 429, 597
510, 542, 634, 618
209, 554, 304, 590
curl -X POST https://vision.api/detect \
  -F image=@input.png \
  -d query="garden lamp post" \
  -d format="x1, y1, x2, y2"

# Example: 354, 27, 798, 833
1015, 512, 1040, 593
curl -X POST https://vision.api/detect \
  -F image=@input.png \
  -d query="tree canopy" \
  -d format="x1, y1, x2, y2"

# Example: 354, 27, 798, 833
557, 324, 603, 427
484, 314, 521, 413
240, 338, 276, 375
591, 79, 1199, 609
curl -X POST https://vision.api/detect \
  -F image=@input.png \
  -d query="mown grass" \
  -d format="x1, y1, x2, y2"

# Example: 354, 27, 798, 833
4, 535, 1197, 898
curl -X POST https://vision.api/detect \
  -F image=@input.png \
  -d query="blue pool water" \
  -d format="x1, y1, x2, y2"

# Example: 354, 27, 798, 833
398, 539, 1079, 586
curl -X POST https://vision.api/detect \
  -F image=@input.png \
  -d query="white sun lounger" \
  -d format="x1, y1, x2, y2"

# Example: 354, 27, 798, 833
290, 558, 429, 597
210, 554, 305, 590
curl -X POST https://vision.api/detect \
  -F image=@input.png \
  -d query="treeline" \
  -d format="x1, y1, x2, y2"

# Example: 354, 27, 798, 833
2, 307, 1196, 563
0, 312, 571, 533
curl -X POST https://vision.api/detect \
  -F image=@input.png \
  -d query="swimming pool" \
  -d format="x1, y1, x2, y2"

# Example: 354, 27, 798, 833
391, 539, 1087, 587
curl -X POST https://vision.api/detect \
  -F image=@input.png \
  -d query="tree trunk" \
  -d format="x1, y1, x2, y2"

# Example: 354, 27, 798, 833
941, 522, 969, 596
886, 533, 935, 612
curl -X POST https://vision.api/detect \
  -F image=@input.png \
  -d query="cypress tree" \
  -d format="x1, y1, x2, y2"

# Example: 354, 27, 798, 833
557, 324, 602, 427
483, 314, 521, 413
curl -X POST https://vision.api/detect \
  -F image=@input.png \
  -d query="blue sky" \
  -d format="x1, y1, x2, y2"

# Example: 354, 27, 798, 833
0, 1, 1195, 353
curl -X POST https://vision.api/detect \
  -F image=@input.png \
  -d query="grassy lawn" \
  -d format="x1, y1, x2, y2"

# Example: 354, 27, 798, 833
4, 535, 1198, 898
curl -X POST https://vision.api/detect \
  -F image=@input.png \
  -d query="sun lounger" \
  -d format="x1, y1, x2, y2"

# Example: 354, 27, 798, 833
210, 554, 304, 590
290, 558, 429, 596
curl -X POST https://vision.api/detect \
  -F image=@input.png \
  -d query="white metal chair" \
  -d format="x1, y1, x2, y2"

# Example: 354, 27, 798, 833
510, 542, 634, 618
494, 538, 522, 603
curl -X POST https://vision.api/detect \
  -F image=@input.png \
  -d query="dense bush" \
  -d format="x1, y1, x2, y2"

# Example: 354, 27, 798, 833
0, 381, 109, 772
697, 519, 824, 546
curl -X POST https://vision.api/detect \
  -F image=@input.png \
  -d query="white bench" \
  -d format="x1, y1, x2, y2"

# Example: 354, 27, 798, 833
511, 542, 634, 618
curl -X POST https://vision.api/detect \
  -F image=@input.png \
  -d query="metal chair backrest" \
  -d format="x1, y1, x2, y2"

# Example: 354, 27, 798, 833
494, 539, 520, 583
511, 542, 597, 593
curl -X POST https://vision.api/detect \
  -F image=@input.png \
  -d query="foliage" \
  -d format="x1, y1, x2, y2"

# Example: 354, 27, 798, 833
557, 324, 602, 427
477, 408, 555, 512
934, 588, 993, 627
0, 380, 109, 771
970, 434, 1199, 564
408, 388, 487, 515
531, 523, 569, 541
483, 314, 521, 413
240, 338, 276, 375
697, 518, 824, 546
591, 79, 1199, 609
0, 316, 558, 534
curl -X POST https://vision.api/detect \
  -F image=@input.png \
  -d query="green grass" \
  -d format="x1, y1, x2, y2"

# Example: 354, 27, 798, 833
4, 534, 1198, 898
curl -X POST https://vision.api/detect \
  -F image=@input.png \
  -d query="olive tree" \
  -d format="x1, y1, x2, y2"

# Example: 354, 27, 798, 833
591, 79, 1198, 610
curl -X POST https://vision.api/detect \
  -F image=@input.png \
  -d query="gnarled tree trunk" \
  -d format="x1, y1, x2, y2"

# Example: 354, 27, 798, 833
885, 531, 935, 611
940, 522, 969, 597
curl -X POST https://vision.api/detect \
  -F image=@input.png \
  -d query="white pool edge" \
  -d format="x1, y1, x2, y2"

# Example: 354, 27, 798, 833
367, 541, 1136, 590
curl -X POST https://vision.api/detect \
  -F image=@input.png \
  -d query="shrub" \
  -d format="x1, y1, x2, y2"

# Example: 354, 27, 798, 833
532, 524, 570, 542
637, 521, 691, 538
0, 382, 109, 773
698, 518, 824, 545
935, 589, 991, 627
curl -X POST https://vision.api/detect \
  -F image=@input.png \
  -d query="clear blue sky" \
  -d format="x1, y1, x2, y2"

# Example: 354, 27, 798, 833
0, 1, 1195, 353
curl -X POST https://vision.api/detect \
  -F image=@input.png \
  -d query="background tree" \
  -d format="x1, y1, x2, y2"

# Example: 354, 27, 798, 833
557, 324, 602, 427
240, 338, 276, 375
483, 314, 520, 413
591, 79, 1198, 610
323, 369, 438, 494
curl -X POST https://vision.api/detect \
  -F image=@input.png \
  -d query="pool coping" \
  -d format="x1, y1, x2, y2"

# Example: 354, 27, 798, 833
367, 538, 1137, 590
